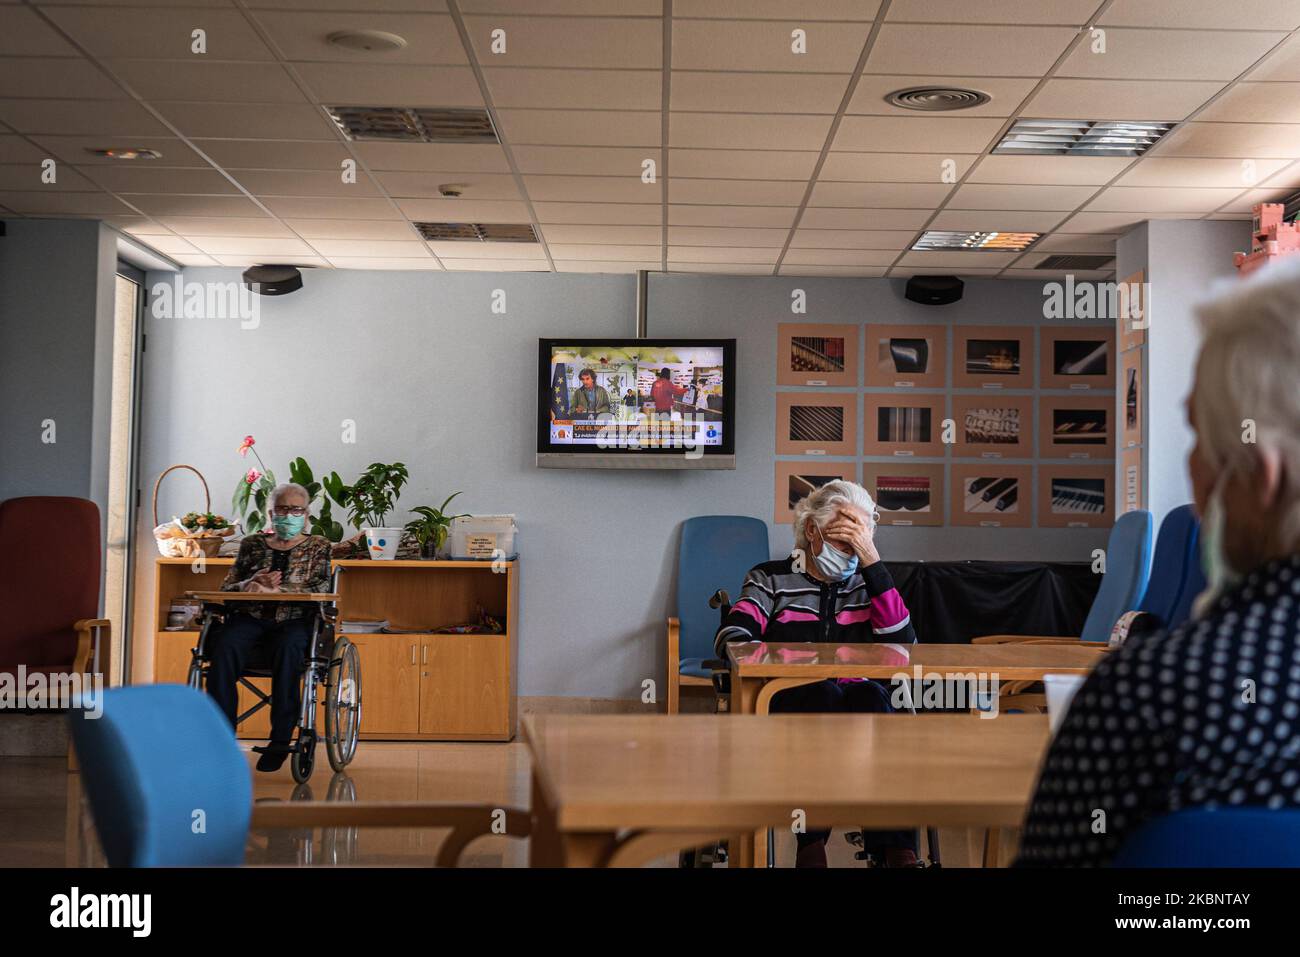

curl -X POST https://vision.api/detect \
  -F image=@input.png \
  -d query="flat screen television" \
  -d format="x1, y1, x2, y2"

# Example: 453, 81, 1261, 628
537, 338, 736, 469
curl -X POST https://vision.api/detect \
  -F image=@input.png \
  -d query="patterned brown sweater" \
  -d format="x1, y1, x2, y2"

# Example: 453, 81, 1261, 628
220, 535, 332, 621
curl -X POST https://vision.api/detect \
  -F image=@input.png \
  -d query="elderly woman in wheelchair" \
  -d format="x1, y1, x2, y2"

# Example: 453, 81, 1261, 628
713, 479, 921, 868
192, 482, 357, 779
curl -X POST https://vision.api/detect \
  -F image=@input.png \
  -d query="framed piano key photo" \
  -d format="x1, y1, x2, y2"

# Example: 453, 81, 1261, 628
1038, 395, 1115, 460
776, 392, 857, 457
863, 323, 947, 389
1037, 465, 1112, 528
774, 460, 857, 524
952, 325, 1032, 390
1040, 326, 1114, 390
863, 393, 946, 457
950, 464, 1032, 528
861, 462, 944, 527
777, 323, 859, 387
950, 394, 1032, 459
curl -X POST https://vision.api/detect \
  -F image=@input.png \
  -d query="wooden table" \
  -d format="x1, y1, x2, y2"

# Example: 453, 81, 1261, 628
524, 712, 1051, 867
185, 590, 339, 602
726, 640, 1103, 715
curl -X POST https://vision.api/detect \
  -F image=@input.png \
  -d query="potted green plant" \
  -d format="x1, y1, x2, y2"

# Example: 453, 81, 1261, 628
344, 462, 409, 560
230, 436, 349, 542
405, 492, 470, 560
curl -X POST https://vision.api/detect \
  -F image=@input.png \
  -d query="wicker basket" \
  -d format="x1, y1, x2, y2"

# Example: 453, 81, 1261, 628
152, 464, 228, 558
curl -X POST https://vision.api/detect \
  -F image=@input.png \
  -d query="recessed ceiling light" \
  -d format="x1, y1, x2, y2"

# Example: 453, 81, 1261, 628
86, 147, 162, 160
993, 119, 1174, 157
326, 29, 407, 53
912, 230, 1040, 252
328, 106, 498, 143
885, 86, 991, 112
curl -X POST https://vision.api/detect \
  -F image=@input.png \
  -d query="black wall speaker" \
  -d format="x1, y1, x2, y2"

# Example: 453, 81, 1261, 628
905, 275, 964, 305
242, 264, 303, 296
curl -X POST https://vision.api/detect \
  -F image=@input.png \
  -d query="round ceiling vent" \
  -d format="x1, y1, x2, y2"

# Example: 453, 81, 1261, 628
326, 29, 408, 53
884, 86, 991, 112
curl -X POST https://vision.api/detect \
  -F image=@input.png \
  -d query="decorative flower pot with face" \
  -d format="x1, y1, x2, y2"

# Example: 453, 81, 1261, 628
364, 527, 403, 561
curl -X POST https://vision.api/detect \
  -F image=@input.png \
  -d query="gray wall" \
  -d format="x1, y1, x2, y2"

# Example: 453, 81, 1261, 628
1116, 219, 1250, 528
0, 218, 115, 509
134, 267, 1108, 698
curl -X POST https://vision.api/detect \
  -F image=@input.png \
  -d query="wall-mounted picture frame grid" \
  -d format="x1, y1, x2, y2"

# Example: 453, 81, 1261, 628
863, 393, 946, 458
861, 463, 944, 527
777, 323, 859, 387
950, 464, 1032, 528
774, 461, 857, 525
1121, 348, 1142, 450
1040, 326, 1114, 391
776, 392, 857, 457
950, 394, 1033, 459
952, 325, 1033, 390
1038, 394, 1115, 461
1038, 464, 1112, 528
864, 323, 947, 389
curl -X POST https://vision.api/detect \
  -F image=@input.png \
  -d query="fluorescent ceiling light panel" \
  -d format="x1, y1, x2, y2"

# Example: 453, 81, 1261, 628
993, 120, 1173, 157
912, 230, 1040, 251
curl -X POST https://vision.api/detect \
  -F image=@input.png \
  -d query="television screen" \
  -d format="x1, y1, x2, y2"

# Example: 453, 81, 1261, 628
537, 338, 736, 468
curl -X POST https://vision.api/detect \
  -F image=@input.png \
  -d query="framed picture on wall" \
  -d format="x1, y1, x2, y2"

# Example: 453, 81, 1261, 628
1121, 349, 1142, 449
863, 393, 946, 457
1038, 465, 1112, 528
775, 392, 857, 457
863, 323, 946, 389
950, 394, 1032, 459
952, 325, 1032, 389
1118, 269, 1147, 352
777, 323, 859, 387
774, 461, 856, 524
1038, 395, 1115, 460
862, 463, 944, 527
1040, 326, 1114, 390
950, 464, 1032, 528
1122, 446, 1144, 513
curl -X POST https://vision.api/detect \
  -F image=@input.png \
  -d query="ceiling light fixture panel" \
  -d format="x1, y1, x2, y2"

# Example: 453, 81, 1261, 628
912, 230, 1040, 252
328, 106, 499, 143
993, 119, 1174, 157
413, 222, 538, 243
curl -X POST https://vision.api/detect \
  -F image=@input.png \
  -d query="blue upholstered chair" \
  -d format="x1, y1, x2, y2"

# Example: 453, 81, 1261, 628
666, 515, 769, 713
69, 684, 251, 867
972, 509, 1154, 646
69, 684, 532, 867
1133, 504, 1203, 632
1114, 808, 1300, 867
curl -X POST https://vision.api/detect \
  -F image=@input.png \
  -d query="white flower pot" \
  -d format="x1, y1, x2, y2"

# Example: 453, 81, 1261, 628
364, 527, 403, 561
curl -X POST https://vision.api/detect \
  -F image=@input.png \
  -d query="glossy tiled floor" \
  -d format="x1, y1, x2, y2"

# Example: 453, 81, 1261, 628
1, 741, 988, 868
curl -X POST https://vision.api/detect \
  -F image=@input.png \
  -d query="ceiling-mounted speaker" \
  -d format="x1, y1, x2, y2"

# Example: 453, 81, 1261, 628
905, 275, 964, 306
242, 264, 303, 296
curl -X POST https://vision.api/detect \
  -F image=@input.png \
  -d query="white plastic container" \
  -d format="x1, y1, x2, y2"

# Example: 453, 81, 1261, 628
448, 514, 516, 560
1043, 673, 1088, 734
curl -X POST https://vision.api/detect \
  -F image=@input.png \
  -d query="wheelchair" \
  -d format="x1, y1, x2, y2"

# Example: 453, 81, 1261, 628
689, 589, 941, 868
187, 596, 361, 784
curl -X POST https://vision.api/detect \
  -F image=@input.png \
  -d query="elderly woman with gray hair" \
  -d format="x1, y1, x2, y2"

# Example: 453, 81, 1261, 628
211, 482, 332, 771
713, 479, 919, 867
1018, 261, 1300, 866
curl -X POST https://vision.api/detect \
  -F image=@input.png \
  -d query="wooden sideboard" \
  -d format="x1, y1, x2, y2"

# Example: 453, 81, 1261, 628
151, 556, 518, 742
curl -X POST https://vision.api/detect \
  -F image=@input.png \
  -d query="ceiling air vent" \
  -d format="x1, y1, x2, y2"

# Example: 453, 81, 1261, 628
1035, 254, 1115, 271
414, 222, 538, 243
885, 86, 991, 112
327, 106, 498, 143
993, 119, 1173, 157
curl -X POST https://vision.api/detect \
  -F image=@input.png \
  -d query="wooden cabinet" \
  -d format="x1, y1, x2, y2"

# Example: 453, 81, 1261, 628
150, 557, 518, 742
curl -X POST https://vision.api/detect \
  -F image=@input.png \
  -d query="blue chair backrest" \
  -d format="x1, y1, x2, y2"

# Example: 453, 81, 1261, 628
1169, 513, 1206, 630
1114, 808, 1300, 867
1080, 509, 1153, 642
1138, 505, 1201, 628
676, 516, 770, 662
69, 684, 251, 867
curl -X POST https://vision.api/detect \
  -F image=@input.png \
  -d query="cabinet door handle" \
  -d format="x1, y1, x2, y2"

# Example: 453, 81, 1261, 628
410, 644, 416, 665
422, 646, 428, 664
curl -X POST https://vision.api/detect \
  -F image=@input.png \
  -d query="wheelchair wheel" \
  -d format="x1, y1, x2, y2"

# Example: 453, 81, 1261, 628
326, 637, 361, 772
291, 730, 317, 784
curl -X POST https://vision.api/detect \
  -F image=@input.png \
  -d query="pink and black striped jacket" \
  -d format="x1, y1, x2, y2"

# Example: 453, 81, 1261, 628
713, 557, 916, 653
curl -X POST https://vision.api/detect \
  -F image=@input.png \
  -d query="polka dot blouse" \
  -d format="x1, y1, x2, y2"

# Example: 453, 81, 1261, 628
1016, 553, 1300, 866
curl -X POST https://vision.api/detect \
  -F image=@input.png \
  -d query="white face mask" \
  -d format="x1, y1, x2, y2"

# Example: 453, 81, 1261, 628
811, 523, 859, 582
1193, 472, 1242, 619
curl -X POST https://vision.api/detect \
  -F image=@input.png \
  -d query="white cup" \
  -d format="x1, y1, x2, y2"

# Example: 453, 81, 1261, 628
1043, 673, 1088, 734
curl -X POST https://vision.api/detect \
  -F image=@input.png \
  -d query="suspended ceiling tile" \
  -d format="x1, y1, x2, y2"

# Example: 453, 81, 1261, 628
675, 1, 880, 19
670, 262, 774, 275
435, 258, 549, 271
0, 135, 54, 165
78, 165, 241, 194
927, 208, 1068, 231
967, 155, 1132, 187
159, 216, 296, 237
1115, 157, 1292, 188
513, 145, 651, 176
494, 110, 661, 147
1194, 83, 1300, 124
151, 102, 338, 140
1247, 34, 1300, 81
103, 59, 310, 104
254, 12, 469, 65
395, 197, 531, 221
305, 239, 430, 257
263, 195, 401, 219
799, 207, 930, 229
0, 5, 81, 56
866, 24, 1078, 77
211, 254, 328, 267
0, 188, 132, 216
1155, 121, 1300, 158
789, 228, 916, 249
351, 142, 511, 173
284, 218, 416, 240
1055, 28, 1285, 81
124, 193, 268, 217
668, 148, 820, 181
294, 63, 484, 107
668, 112, 832, 149
778, 265, 888, 276
820, 152, 976, 183
0, 57, 129, 99
884, 0, 1099, 25
1207, 187, 1298, 214
1022, 78, 1226, 122
672, 19, 872, 73
545, 243, 658, 260
667, 205, 796, 228
671, 72, 848, 114
534, 201, 663, 224
483, 68, 660, 110
1099, 0, 1300, 31
42, 6, 277, 59
540, 224, 662, 244
236, 168, 384, 197
524, 174, 659, 203
1030, 233, 1120, 253
947, 183, 1101, 211
1055, 209, 1200, 233
378, 170, 522, 200
0, 162, 98, 191
897, 250, 1019, 267
196, 140, 353, 171
463, 16, 662, 68
426, 241, 547, 259
831, 115, 1004, 153
458, 0, 655, 13
809, 181, 952, 208
666, 225, 789, 247
669, 245, 778, 263
668, 177, 805, 205
326, 257, 442, 270
0, 98, 171, 137
782, 248, 898, 266
553, 259, 662, 272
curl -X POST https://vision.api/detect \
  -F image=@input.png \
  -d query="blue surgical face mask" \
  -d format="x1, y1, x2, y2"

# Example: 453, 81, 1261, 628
1193, 473, 1240, 618
813, 525, 858, 582
272, 514, 306, 540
